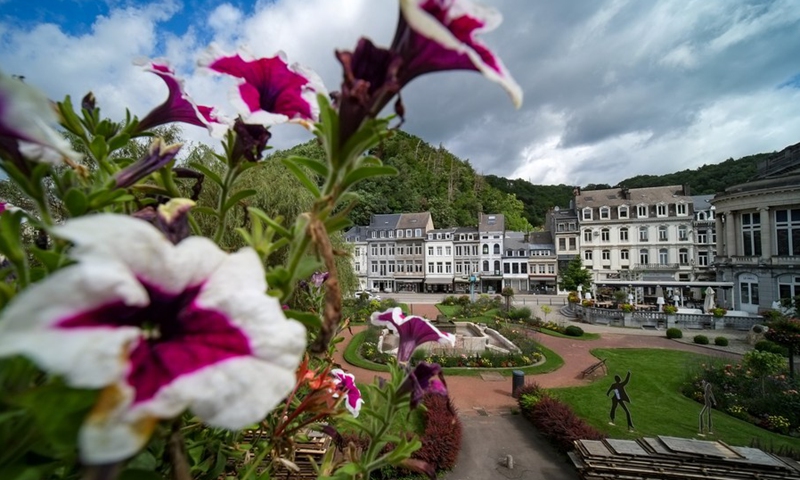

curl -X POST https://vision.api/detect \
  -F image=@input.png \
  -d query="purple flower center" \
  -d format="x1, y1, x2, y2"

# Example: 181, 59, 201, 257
57, 282, 251, 404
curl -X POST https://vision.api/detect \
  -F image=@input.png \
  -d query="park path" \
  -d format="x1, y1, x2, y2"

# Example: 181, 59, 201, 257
334, 304, 741, 416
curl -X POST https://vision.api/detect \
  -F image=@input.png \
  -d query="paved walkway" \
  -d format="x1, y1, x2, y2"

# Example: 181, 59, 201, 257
334, 304, 745, 416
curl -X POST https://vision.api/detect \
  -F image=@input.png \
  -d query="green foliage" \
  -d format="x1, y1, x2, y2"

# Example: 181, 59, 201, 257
564, 325, 584, 337
663, 305, 678, 314
714, 336, 729, 346
743, 350, 786, 378
666, 328, 683, 339
693, 335, 709, 345
483, 176, 574, 227
558, 256, 592, 292
755, 340, 788, 356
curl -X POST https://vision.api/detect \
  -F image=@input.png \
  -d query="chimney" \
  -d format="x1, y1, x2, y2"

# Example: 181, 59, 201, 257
621, 186, 630, 200
682, 184, 691, 196
573, 186, 581, 196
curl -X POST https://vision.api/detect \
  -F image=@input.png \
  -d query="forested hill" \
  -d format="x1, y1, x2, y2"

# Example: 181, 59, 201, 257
270, 131, 533, 231
483, 176, 573, 229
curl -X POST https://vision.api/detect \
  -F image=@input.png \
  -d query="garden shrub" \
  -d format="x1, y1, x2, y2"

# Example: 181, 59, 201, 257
663, 305, 678, 314
412, 394, 462, 472
693, 335, 709, 345
508, 306, 532, 321
456, 295, 471, 306
516, 382, 547, 418
530, 396, 606, 452
442, 295, 457, 306
714, 336, 729, 346
564, 325, 584, 337
666, 328, 682, 339
755, 340, 788, 356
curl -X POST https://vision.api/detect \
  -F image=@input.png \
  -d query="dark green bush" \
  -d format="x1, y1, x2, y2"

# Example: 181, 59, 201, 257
693, 335, 709, 345
564, 325, 584, 337
442, 295, 457, 306
755, 340, 788, 356
508, 306, 532, 321
714, 336, 729, 346
666, 328, 683, 339
456, 295, 471, 306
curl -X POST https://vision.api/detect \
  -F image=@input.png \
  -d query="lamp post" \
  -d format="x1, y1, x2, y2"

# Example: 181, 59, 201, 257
469, 275, 477, 303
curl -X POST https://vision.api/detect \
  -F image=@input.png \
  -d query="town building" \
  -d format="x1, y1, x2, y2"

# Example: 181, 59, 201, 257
546, 205, 580, 290
712, 143, 800, 313
343, 226, 369, 290
453, 227, 480, 294
425, 227, 457, 293
502, 232, 529, 292
393, 212, 434, 293
526, 231, 558, 294
364, 213, 400, 292
478, 213, 505, 294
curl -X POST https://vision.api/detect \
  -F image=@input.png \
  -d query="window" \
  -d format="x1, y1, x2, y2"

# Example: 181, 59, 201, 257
698, 251, 709, 266
584, 250, 593, 261
601, 228, 610, 241
405, 229, 412, 237
445, 246, 452, 256
494, 260, 500, 272
600, 207, 610, 219
493, 244, 500, 254
568, 222, 576, 230
503, 263, 510, 274
539, 264, 546, 274
619, 227, 628, 242
414, 228, 422, 237
379, 244, 386, 256
658, 226, 668, 241
388, 245, 394, 255
472, 245, 479, 256
512, 263, 519, 274
355, 262, 361, 271
371, 231, 376, 238
519, 249, 525, 257
436, 233, 442, 239
354, 247, 361, 256
582, 207, 592, 221
388, 261, 395, 273
741, 212, 762, 256
414, 243, 422, 255
482, 244, 489, 254
676, 203, 688, 216
482, 260, 489, 271
679, 248, 689, 265
397, 229, 403, 238
659, 248, 668, 265
521, 263, 527, 274
370, 245, 378, 256
618, 206, 629, 219
380, 230, 385, 238
698, 230, 708, 244
637, 205, 648, 218
602, 249, 610, 260
557, 222, 565, 232
775, 208, 800, 256
620, 249, 629, 260
371, 261, 378, 273
455, 245, 462, 256
559, 238, 566, 250
569, 238, 577, 250
778, 275, 800, 301
507, 249, 513, 256
639, 249, 649, 264
656, 204, 667, 217
639, 226, 649, 241
678, 225, 688, 241
428, 263, 434, 273
740, 274, 759, 306
445, 262, 452, 273
388, 230, 393, 238
436, 262, 443, 273
584, 229, 593, 242
428, 246, 434, 256
548, 264, 555, 274
436, 246, 442, 256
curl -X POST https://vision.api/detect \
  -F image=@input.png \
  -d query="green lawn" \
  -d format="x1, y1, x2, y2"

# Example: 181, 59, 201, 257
535, 328, 601, 341
550, 348, 800, 451
435, 304, 502, 324
343, 331, 564, 377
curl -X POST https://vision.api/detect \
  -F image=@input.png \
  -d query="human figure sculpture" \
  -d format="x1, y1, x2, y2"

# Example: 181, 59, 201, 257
606, 371, 634, 431
698, 379, 716, 436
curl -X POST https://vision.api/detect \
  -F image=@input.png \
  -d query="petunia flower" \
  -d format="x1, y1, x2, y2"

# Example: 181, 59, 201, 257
231, 118, 272, 163
131, 198, 195, 245
200, 46, 327, 128
0, 214, 306, 464
397, 362, 448, 409
113, 137, 182, 189
335, 0, 521, 143
135, 60, 228, 137
331, 368, 363, 417
311, 271, 330, 288
0, 70, 82, 164
370, 307, 455, 363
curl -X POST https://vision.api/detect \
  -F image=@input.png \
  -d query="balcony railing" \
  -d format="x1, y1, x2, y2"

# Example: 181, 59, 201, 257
730, 256, 759, 264
633, 263, 679, 270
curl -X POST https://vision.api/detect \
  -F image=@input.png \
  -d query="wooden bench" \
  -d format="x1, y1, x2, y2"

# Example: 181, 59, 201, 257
581, 358, 607, 378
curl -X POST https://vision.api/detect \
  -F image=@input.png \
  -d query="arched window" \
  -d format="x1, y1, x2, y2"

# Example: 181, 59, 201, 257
494, 260, 500, 271
482, 260, 489, 271
659, 248, 668, 265
493, 244, 500, 254
482, 244, 489, 254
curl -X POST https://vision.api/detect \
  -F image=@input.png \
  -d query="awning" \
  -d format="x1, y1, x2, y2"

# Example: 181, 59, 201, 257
454, 278, 471, 283
425, 278, 454, 285
395, 278, 423, 283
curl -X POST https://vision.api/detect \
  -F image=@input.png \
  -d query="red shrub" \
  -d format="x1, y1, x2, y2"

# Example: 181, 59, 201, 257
531, 396, 605, 452
413, 393, 462, 471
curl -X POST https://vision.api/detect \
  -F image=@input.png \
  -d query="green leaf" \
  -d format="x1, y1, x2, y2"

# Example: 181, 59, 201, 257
287, 155, 329, 178
190, 206, 219, 218
56, 96, 85, 137
30, 247, 66, 273
295, 256, 322, 282
222, 189, 258, 213
340, 117, 391, 167
324, 216, 353, 234
284, 310, 323, 330
108, 133, 132, 152
89, 135, 109, 160
189, 162, 224, 187
63, 188, 88, 216
248, 208, 291, 239
281, 158, 321, 197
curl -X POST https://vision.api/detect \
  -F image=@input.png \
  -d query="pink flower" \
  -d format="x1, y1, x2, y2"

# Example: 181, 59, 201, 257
331, 369, 363, 417
371, 307, 455, 362
135, 61, 227, 137
201, 46, 326, 128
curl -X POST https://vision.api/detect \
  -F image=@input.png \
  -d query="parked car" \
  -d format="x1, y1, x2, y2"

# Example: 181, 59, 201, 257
354, 291, 381, 301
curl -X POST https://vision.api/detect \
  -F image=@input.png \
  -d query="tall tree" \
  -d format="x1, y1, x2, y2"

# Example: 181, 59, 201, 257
558, 256, 592, 292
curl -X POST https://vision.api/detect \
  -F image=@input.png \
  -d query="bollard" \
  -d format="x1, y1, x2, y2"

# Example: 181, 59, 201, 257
512, 370, 525, 398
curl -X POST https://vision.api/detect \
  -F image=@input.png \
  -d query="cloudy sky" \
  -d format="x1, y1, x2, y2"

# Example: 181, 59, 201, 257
2, 0, 800, 186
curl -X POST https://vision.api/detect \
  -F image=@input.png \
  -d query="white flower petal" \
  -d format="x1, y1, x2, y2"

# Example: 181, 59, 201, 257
0, 261, 145, 387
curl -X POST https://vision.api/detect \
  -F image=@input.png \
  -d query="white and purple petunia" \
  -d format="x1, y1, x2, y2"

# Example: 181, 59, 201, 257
331, 368, 363, 417
200, 46, 327, 128
370, 307, 455, 363
397, 0, 523, 108
0, 70, 82, 164
136, 60, 228, 138
114, 138, 182, 189
398, 362, 448, 409
0, 214, 307, 464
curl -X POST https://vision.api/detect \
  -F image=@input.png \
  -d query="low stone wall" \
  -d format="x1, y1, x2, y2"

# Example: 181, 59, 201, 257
583, 307, 764, 331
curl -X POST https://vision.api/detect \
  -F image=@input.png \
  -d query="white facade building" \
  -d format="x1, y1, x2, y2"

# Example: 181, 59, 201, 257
425, 228, 457, 293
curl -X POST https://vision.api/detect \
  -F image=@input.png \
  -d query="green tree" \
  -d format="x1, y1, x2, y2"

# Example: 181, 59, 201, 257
540, 304, 552, 322
558, 256, 592, 293
501, 286, 515, 311
765, 317, 800, 379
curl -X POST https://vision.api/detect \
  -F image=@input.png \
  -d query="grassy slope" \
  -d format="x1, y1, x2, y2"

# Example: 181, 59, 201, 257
550, 348, 800, 450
